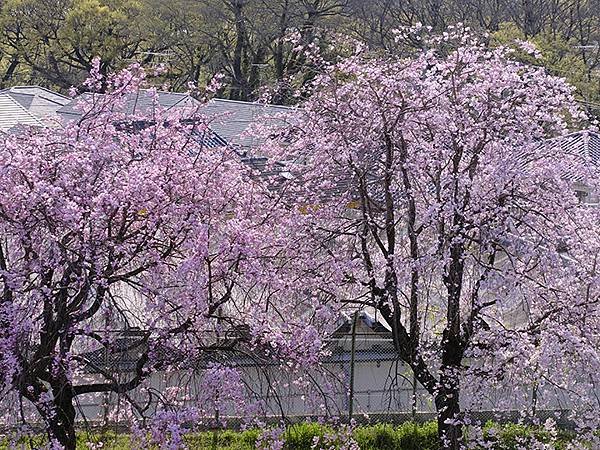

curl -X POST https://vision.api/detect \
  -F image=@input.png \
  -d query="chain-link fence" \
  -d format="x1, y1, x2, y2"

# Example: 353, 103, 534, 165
0, 327, 588, 432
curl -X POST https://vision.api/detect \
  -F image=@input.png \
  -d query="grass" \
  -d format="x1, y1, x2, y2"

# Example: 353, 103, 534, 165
0, 421, 583, 449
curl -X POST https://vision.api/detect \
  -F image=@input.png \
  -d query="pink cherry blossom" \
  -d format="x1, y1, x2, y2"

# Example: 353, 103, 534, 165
0, 62, 345, 449
260, 25, 597, 450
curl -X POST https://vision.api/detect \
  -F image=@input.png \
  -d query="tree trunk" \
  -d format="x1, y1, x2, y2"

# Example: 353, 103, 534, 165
435, 370, 462, 450
230, 0, 248, 101
1, 56, 19, 88
40, 385, 77, 450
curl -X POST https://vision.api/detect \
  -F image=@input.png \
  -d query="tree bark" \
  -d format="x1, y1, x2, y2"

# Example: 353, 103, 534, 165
435, 361, 463, 450
230, 0, 248, 101
435, 386, 462, 450
1, 56, 19, 88
39, 384, 77, 450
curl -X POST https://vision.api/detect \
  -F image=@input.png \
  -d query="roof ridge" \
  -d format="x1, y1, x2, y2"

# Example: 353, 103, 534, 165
136, 88, 190, 97
131, 89, 196, 111
211, 97, 293, 110
583, 129, 600, 139
61, 89, 292, 111
547, 128, 600, 142
3, 85, 70, 99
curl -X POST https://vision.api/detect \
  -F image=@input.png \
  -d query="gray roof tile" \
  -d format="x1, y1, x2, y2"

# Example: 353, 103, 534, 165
56, 90, 200, 119
0, 86, 69, 121
0, 93, 43, 130
203, 98, 292, 148
540, 129, 600, 181
56, 90, 292, 149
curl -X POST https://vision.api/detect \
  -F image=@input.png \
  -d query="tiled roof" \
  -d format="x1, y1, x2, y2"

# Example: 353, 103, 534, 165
56, 90, 198, 119
79, 330, 147, 373
0, 93, 43, 130
0, 86, 69, 122
540, 129, 600, 181
332, 310, 391, 337
192, 127, 229, 148
203, 98, 292, 148
239, 156, 293, 192
56, 90, 292, 149
114, 118, 229, 149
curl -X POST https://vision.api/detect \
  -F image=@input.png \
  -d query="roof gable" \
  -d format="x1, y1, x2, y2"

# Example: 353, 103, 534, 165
0, 93, 43, 130
0, 86, 70, 121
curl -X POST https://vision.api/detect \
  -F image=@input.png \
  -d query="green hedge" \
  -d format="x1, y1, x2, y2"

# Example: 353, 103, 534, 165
478, 422, 576, 450
0, 421, 581, 449
353, 422, 439, 450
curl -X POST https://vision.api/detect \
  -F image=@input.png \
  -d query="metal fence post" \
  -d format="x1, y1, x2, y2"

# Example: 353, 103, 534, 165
412, 370, 417, 422
348, 311, 358, 422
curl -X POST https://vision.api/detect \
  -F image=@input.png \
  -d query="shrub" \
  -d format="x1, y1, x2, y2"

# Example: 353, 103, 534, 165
353, 422, 438, 450
283, 422, 331, 450
479, 422, 576, 450
0, 421, 585, 449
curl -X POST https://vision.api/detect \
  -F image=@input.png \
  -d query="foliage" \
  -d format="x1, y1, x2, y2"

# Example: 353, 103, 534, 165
0, 0, 598, 108
353, 422, 439, 450
1, 14, 600, 450
0, 0, 154, 88
491, 21, 600, 115
476, 422, 575, 450
0, 422, 584, 449
284, 422, 329, 449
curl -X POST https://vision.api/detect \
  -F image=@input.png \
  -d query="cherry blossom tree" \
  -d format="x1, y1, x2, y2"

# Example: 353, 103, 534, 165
0, 63, 344, 449
262, 27, 599, 449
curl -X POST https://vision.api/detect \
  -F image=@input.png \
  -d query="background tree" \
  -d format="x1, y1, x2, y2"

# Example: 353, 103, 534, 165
0, 0, 598, 112
0, 0, 152, 88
